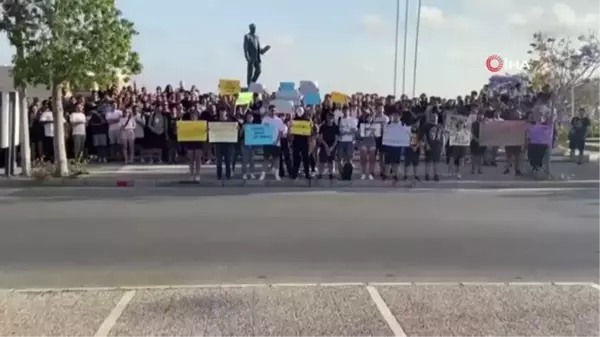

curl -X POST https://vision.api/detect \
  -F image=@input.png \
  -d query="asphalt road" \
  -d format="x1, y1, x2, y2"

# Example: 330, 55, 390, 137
1, 186, 599, 336
0, 186, 597, 288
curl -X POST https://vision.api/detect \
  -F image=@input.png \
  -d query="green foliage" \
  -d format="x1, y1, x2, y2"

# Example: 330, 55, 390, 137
2, 0, 142, 90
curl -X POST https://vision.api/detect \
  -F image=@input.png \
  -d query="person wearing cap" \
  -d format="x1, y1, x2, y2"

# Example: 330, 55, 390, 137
260, 105, 287, 181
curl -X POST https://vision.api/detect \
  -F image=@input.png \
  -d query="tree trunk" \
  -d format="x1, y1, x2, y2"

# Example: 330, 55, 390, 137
51, 84, 68, 176
18, 87, 31, 176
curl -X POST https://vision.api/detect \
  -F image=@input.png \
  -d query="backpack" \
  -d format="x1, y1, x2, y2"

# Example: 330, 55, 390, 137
340, 162, 353, 180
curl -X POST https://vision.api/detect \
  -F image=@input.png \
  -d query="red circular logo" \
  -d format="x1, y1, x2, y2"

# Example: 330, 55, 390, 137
486, 55, 504, 72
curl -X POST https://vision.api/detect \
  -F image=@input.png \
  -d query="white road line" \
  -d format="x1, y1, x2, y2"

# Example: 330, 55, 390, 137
94, 290, 136, 337
591, 284, 600, 291
366, 285, 406, 337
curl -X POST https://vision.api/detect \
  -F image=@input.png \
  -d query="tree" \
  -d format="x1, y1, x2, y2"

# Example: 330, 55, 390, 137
526, 31, 600, 119
8, 0, 142, 176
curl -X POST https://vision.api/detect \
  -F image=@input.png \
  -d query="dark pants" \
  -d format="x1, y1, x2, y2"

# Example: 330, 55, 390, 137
215, 143, 232, 179
279, 138, 292, 177
527, 144, 547, 170
246, 60, 262, 85
292, 141, 310, 179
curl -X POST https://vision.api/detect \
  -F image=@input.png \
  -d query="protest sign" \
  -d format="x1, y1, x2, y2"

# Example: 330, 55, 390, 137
445, 114, 471, 146
219, 79, 241, 96
527, 124, 553, 145
330, 92, 348, 104
382, 123, 411, 147
360, 123, 382, 138
290, 120, 312, 136
208, 122, 238, 143
271, 99, 294, 114
244, 124, 275, 145
480, 120, 527, 146
279, 82, 295, 92
299, 80, 318, 95
248, 83, 266, 94
235, 92, 253, 106
304, 92, 321, 105
176, 121, 208, 142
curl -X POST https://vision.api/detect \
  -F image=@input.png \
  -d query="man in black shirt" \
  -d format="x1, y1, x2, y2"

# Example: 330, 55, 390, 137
570, 108, 591, 164
317, 113, 339, 179
290, 107, 314, 180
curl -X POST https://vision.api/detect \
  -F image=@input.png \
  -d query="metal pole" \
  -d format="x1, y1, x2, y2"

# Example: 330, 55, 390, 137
401, 0, 410, 96
393, 0, 400, 97
412, 0, 422, 97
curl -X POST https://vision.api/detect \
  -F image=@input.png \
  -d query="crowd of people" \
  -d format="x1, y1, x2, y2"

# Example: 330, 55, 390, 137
25, 82, 593, 181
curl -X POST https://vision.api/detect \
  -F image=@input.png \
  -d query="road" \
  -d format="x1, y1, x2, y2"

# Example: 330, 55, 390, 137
0, 186, 598, 336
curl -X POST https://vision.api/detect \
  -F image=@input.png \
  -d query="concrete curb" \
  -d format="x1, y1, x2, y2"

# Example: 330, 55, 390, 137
0, 177, 597, 189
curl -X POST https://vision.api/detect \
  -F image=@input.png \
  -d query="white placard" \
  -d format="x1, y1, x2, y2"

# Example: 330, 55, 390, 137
445, 114, 471, 146
208, 122, 239, 143
271, 99, 295, 114
359, 123, 382, 138
382, 123, 411, 147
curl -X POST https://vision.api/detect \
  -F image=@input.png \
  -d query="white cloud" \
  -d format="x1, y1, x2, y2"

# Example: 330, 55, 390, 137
361, 13, 385, 32
420, 6, 470, 30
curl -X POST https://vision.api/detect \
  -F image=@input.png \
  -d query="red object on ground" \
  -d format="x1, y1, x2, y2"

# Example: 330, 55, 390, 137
116, 180, 130, 187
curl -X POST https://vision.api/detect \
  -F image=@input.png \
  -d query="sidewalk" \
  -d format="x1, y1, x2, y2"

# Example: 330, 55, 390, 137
0, 162, 597, 189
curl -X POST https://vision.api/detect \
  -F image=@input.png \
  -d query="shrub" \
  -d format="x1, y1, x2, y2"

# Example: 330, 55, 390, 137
30, 156, 90, 180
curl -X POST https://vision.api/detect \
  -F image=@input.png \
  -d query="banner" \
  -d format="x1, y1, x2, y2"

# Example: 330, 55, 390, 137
304, 92, 321, 105
208, 122, 238, 143
219, 79, 241, 96
360, 123, 382, 138
480, 120, 527, 146
445, 114, 471, 146
176, 121, 208, 142
290, 120, 312, 136
244, 124, 276, 145
382, 123, 411, 147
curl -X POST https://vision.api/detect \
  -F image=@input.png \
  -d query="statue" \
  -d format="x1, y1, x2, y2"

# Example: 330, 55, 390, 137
243, 23, 271, 86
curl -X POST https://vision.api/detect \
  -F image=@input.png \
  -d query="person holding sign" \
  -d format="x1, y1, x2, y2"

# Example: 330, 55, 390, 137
260, 105, 287, 181
290, 107, 314, 180
240, 112, 258, 179
213, 108, 237, 180
357, 113, 380, 180
317, 113, 340, 180
180, 105, 205, 181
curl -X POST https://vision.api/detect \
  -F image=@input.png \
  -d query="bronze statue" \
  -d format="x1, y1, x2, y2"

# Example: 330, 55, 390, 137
243, 23, 270, 86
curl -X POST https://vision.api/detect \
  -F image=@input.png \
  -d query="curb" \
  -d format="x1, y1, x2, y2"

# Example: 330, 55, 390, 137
0, 178, 597, 189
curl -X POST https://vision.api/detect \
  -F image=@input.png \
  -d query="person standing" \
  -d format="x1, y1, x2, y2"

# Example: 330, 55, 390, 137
180, 105, 204, 181
120, 107, 136, 164
569, 108, 591, 165
290, 107, 313, 180
214, 107, 236, 180
260, 105, 287, 181
69, 103, 87, 160
337, 105, 359, 172
317, 113, 340, 180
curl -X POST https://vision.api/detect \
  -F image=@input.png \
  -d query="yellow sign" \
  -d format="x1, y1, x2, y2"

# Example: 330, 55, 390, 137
209, 122, 239, 143
330, 91, 348, 104
176, 121, 207, 142
219, 79, 241, 96
235, 92, 253, 106
291, 120, 312, 136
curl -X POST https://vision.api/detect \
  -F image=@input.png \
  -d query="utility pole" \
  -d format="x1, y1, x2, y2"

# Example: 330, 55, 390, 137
13, 0, 31, 176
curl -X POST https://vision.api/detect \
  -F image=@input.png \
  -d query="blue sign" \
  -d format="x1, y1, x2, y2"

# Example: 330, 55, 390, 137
279, 82, 295, 92
244, 124, 276, 145
304, 92, 321, 105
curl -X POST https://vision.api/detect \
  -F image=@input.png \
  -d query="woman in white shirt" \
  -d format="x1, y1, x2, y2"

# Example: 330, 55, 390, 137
120, 107, 136, 164
39, 105, 55, 162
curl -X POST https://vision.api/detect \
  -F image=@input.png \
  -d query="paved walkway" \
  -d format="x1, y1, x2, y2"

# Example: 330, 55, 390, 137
1, 282, 598, 336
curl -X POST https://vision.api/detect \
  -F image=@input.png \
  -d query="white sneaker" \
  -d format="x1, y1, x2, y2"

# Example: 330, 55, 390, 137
259, 172, 266, 181
274, 173, 281, 181
242, 174, 247, 180
368, 174, 374, 180
249, 173, 256, 180
194, 175, 200, 182
360, 174, 366, 180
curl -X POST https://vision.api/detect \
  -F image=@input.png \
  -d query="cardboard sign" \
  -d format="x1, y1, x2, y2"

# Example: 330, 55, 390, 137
359, 123, 382, 138
176, 121, 208, 142
290, 120, 312, 136
382, 123, 411, 147
219, 79, 241, 96
445, 114, 471, 146
480, 120, 527, 146
244, 124, 276, 145
208, 122, 238, 143
330, 91, 348, 104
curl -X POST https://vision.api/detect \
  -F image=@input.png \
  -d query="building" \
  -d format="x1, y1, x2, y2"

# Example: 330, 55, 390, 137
0, 65, 51, 101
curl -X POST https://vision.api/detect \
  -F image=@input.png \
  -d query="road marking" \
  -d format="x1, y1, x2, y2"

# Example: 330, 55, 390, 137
366, 285, 406, 337
94, 290, 136, 337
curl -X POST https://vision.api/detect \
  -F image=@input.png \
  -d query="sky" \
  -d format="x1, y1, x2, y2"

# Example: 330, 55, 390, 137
0, 0, 598, 97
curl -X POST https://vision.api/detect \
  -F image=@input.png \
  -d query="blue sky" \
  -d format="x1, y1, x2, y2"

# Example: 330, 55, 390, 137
0, 0, 598, 96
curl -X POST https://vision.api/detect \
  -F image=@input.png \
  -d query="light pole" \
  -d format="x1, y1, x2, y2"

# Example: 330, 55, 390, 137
412, 0, 422, 97
401, 0, 410, 95
393, 0, 400, 97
